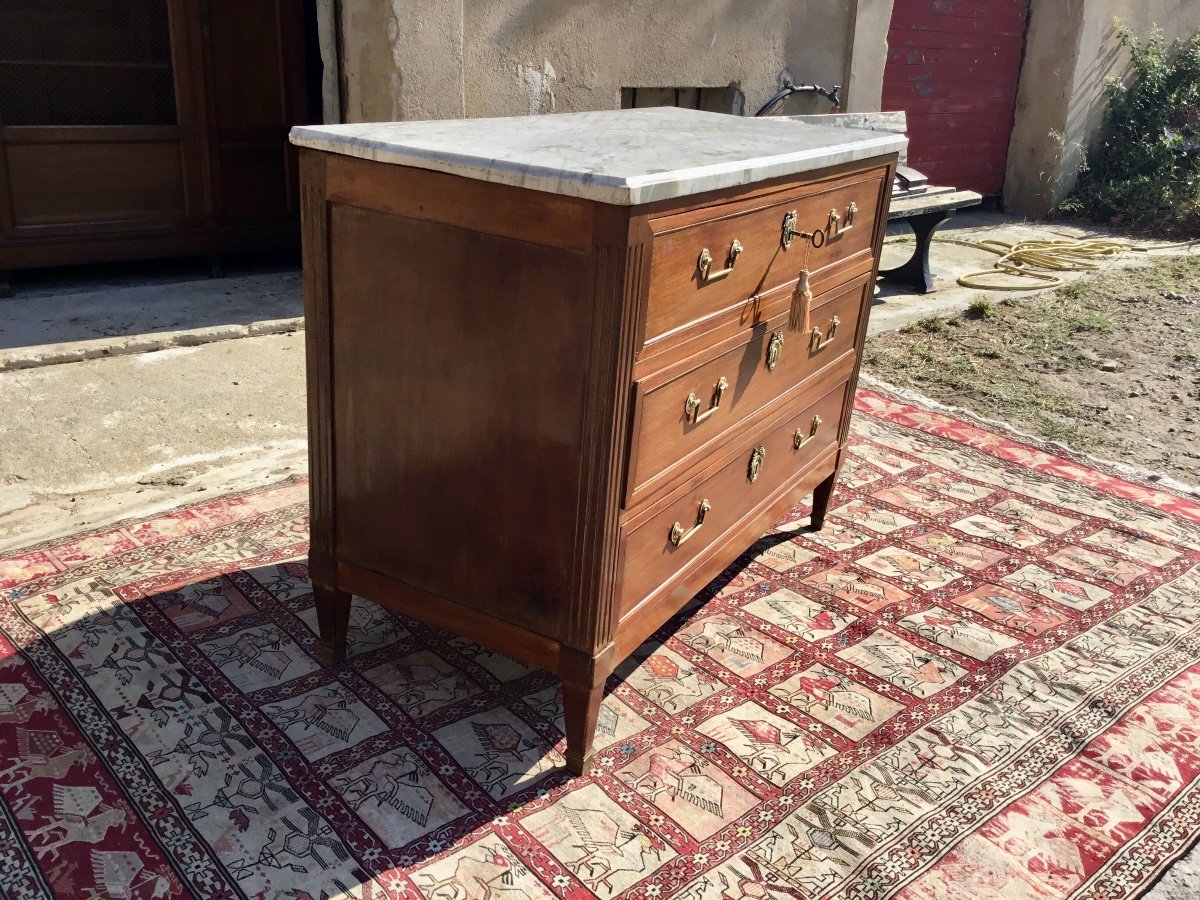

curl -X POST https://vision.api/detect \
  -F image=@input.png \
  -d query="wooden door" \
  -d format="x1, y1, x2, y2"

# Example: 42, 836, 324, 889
0, 0, 204, 250
0, 0, 312, 275
882, 0, 1030, 196
198, 0, 310, 225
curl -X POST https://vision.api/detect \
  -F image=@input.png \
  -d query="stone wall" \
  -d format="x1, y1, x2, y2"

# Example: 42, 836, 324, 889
325, 0, 894, 124
1005, 0, 1200, 217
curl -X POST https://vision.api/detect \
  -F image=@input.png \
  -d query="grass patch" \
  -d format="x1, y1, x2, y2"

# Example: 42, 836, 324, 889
866, 256, 1200, 454
965, 298, 993, 319
903, 316, 951, 335
1066, 311, 1113, 333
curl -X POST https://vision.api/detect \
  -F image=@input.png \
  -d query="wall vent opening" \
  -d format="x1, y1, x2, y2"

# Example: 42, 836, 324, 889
620, 86, 743, 115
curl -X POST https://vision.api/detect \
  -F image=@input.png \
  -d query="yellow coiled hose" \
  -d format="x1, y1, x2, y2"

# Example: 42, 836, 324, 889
886, 235, 1200, 291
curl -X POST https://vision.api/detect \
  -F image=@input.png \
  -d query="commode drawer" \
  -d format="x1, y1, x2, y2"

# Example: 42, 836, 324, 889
617, 376, 851, 622
641, 166, 888, 347
627, 275, 870, 506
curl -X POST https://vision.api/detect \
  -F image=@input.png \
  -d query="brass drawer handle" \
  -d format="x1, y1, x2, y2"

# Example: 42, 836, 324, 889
697, 240, 743, 282
828, 201, 857, 237
794, 415, 823, 449
669, 499, 711, 547
684, 376, 729, 424
781, 210, 825, 250
811, 316, 840, 351
766, 330, 784, 371
748, 445, 766, 483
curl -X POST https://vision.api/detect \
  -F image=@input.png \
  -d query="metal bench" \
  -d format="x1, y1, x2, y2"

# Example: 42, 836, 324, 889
883, 184, 982, 292
778, 111, 983, 293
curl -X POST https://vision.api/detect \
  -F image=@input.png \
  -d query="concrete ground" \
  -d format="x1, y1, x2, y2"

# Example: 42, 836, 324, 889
1, 256, 302, 371
871, 209, 1189, 333
3, 212, 1198, 553
0, 217, 1198, 893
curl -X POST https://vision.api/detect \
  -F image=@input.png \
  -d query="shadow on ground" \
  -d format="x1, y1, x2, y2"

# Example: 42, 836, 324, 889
0, 252, 302, 352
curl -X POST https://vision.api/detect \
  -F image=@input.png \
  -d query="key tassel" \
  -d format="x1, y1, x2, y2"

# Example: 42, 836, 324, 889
790, 269, 813, 333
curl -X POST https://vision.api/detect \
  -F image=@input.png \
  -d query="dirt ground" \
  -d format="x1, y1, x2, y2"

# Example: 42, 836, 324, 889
864, 255, 1200, 491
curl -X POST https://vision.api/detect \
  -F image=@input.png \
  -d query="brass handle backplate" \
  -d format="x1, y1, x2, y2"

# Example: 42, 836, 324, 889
794, 415, 823, 450
811, 316, 840, 351
669, 499, 711, 547
748, 445, 766, 483
697, 240, 743, 282
766, 330, 784, 371
828, 201, 857, 237
684, 376, 729, 424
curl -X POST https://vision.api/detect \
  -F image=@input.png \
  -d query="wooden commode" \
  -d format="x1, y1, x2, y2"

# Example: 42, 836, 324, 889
290, 108, 904, 773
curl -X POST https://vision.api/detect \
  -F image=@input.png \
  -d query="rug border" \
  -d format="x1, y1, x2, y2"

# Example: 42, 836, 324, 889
859, 372, 1200, 501
1129, 819, 1200, 900
0, 473, 307, 562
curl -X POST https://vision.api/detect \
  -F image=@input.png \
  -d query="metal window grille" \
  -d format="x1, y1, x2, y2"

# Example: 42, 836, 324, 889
0, 0, 177, 126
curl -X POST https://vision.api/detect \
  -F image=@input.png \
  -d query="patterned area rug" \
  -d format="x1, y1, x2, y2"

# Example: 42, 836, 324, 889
2, 388, 1200, 900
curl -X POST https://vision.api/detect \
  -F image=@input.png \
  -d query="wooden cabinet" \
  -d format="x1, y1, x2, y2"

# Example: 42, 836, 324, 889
294, 109, 900, 773
0, 0, 312, 290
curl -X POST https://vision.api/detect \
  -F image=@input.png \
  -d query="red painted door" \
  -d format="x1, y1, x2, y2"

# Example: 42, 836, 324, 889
883, 0, 1029, 195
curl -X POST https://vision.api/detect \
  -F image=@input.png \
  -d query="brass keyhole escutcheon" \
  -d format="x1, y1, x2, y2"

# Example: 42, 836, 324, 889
781, 210, 825, 250
748, 445, 766, 483
781, 210, 798, 250
766, 330, 784, 371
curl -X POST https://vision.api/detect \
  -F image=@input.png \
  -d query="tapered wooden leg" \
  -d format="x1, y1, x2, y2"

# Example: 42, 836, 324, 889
810, 470, 839, 531
314, 583, 352, 665
0, 271, 12, 299
562, 679, 604, 775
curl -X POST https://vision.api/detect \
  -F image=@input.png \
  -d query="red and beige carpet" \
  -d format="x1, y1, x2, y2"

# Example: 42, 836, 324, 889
2, 387, 1199, 900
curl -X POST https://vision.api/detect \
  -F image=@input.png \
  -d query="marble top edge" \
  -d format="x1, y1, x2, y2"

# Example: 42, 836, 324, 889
290, 108, 907, 205
619, 131, 907, 188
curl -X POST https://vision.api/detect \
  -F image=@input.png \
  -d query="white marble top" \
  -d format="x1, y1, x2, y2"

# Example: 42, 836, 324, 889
289, 107, 906, 205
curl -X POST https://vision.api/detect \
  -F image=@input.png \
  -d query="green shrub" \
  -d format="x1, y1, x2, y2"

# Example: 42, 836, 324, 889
1057, 22, 1200, 233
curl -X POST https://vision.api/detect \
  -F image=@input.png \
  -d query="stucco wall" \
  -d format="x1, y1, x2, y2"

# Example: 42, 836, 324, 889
1005, 0, 1200, 217
335, 0, 894, 123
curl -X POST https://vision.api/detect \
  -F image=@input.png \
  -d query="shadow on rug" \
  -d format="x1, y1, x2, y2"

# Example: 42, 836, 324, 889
2, 387, 1199, 899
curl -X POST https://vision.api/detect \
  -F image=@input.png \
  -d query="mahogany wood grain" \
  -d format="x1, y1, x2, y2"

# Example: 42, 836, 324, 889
562, 206, 644, 655
314, 583, 351, 666
300, 150, 335, 590
810, 471, 839, 531
325, 154, 595, 253
337, 561, 562, 672
633, 258, 876, 375
328, 201, 592, 642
